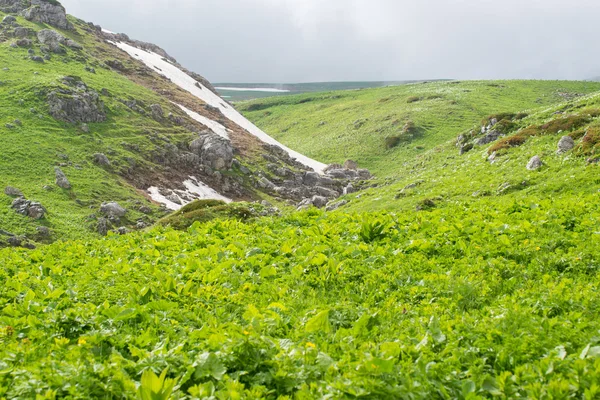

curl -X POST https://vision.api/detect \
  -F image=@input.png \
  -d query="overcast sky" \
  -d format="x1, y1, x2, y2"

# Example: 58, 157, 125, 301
60, 0, 599, 83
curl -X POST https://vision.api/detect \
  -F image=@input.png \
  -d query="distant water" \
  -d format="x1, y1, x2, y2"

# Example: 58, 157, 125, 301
215, 87, 291, 93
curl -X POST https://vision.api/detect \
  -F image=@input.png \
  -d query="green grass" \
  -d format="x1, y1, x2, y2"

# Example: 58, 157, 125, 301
239, 80, 600, 177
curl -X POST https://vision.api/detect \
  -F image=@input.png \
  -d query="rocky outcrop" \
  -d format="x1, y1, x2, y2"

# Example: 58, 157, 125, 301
100, 202, 127, 218
47, 77, 106, 123
37, 29, 81, 53
189, 133, 234, 170
12, 197, 46, 219
23, 0, 73, 30
93, 153, 110, 166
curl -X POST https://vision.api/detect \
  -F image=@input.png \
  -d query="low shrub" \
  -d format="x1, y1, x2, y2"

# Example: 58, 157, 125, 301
488, 134, 528, 154
407, 96, 421, 103
159, 201, 255, 230
541, 115, 590, 134
577, 127, 600, 156
385, 136, 402, 149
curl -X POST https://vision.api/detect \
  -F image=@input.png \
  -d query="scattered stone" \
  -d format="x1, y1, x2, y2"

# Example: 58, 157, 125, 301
4, 186, 23, 197
16, 38, 31, 47
344, 184, 356, 195
30, 55, 44, 63
80, 123, 90, 133
93, 153, 110, 166
36, 226, 50, 237
557, 136, 575, 154
13, 119, 21, 126
310, 195, 328, 208
303, 171, 320, 186
166, 194, 182, 205
115, 227, 129, 235
5, 123, 15, 129
476, 130, 503, 145
326, 200, 348, 211
12, 197, 46, 220
2, 15, 16, 24
258, 177, 276, 191
150, 104, 164, 120
13, 26, 29, 38
526, 155, 543, 171
460, 143, 473, 155
100, 202, 127, 218
139, 205, 152, 214
54, 167, 71, 189
97, 217, 110, 236
343, 159, 358, 170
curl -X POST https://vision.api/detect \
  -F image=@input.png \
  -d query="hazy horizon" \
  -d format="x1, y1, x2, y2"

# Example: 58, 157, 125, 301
60, 0, 600, 83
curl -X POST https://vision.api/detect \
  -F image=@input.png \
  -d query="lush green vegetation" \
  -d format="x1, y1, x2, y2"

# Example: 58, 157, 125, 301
2, 199, 600, 398
3, 5, 600, 400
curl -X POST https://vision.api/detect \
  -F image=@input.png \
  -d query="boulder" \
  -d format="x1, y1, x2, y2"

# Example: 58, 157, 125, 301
2, 15, 16, 24
526, 155, 543, 171
15, 38, 31, 47
316, 186, 339, 198
189, 133, 233, 170
4, 186, 23, 197
303, 171, 320, 186
311, 195, 328, 208
22, 0, 73, 30
343, 159, 358, 170
557, 136, 575, 154
13, 26, 29, 38
476, 130, 503, 145
54, 167, 71, 189
12, 197, 46, 220
47, 86, 106, 124
100, 202, 127, 218
150, 104, 164, 120
93, 153, 110, 166
97, 217, 110, 236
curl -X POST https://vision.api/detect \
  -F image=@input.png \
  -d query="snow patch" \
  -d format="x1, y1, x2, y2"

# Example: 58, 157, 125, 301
175, 103, 229, 139
101, 28, 115, 34
109, 40, 326, 173
147, 177, 231, 211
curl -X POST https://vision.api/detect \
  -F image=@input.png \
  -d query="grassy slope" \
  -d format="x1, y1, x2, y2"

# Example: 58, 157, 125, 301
239, 80, 600, 176
0, 14, 203, 241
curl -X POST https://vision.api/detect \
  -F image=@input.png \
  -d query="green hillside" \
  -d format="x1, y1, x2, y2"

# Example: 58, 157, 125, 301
2, 1, 600, 399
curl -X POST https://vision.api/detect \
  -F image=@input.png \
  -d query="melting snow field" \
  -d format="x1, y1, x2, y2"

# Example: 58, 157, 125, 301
216, 87, 291, 93
175, 103, 230, 139
147, 177, 231, 211
108, 40, 326, 173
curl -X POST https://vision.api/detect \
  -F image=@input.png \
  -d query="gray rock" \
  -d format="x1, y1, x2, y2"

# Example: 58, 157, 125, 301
4, 186, 23, 197
150, 104, 164, 120
13, 26, 29, 38
12, 197, 46, 220
258, 177, 276, 191
80, 123, 90, 133
36, 226, 50, 237
303, 171, 320, 186
100, 202, 127, 218
139, 205, 152, 214
326, 200, 348, 211
344, 184, 356, 195
343, 159, 358, 170
16, 38, 31, 47
30, 55, 44, 63
476, 130, 503, 145
97, 217, 110, 236
22, 0, 73, 30
166, 194, 182, 205
2, 15, 16, 24
115, 227, 130, 235
526, 155, 543, 171
189, 133, 233, 170
54, 167, 71, 189
557, 136, 575, 154
316, 186, 339, 198
93, 153, 110, 166
47, 86, 106, 124
311, 195, 328, 208
37, 29, 65, 53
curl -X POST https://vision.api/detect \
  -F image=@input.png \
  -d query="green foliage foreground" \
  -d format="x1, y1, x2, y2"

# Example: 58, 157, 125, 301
1, 196, 600, 399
